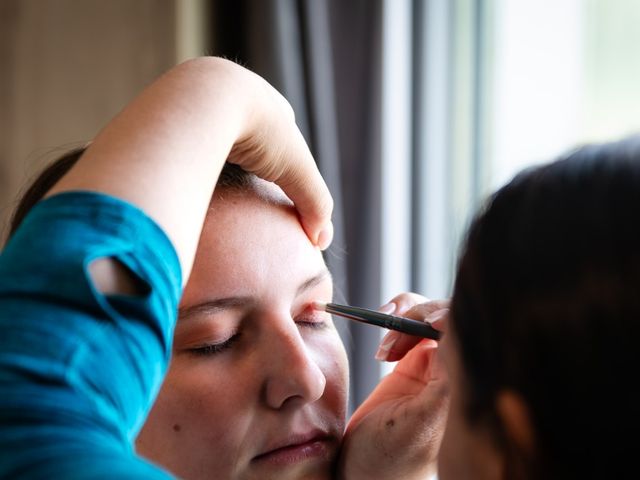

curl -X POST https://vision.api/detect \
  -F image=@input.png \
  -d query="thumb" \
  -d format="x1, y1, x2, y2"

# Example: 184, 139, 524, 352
417, 348, 449, 416
232, 126, 334, 250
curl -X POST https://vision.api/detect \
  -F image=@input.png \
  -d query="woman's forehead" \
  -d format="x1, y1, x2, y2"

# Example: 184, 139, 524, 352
206, 191, 302, 244
186, 193, 329, 301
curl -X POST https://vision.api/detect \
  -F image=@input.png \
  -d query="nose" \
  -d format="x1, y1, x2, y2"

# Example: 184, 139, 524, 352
262, 317, 327, 410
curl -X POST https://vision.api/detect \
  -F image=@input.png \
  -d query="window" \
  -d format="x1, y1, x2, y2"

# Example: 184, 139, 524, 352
404, 0, 640, 304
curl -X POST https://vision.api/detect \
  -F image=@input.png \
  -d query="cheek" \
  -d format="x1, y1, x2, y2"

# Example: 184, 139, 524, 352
309, 330, 349, 416
139, 356, 271, 475
438, 390, 499, 480
140, 359, 258, 456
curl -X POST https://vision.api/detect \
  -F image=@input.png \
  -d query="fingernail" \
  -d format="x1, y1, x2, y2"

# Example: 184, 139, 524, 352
316, 222, 334, 250
378, 302, 396, 314
375, 330, 400, 361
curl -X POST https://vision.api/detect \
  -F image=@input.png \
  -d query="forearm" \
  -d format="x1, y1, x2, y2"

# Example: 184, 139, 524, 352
48, 57, 255, 281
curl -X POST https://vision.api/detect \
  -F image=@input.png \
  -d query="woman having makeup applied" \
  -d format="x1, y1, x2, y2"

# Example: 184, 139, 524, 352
134, 164, 448, 480
8, 157, 448, 480
0, 57, 448, 479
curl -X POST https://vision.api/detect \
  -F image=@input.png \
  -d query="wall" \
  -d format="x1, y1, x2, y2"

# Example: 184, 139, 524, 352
0, 0, 177, 239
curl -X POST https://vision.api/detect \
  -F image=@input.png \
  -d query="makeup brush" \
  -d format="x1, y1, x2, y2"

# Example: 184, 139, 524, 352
312, 301, 441, 340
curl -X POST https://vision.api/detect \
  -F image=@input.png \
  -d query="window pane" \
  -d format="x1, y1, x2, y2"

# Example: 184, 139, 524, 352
485, 0, 640, 191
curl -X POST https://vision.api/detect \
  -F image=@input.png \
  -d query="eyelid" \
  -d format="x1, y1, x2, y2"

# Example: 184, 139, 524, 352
294, 311, 330, 329
184, 331, 240, 356
295, 305, 326, 320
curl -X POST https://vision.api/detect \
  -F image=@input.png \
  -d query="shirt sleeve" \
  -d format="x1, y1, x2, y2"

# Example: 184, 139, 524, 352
0, 191, 182, 479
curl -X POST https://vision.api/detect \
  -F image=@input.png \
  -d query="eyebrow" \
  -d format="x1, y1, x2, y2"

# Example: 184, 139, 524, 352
178, 296, 253, 321
178, 269, 333, 321
296, 269, 332, 297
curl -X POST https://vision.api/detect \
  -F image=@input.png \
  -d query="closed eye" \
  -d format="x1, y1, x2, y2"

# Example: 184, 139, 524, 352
295, 314, 329, 330
188, 333, 241, 356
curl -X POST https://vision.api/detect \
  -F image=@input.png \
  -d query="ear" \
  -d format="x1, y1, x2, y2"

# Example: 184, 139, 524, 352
495, 389, 536, 477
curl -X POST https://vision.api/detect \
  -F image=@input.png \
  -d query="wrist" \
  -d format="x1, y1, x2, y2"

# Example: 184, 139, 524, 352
172, 56, 252, 142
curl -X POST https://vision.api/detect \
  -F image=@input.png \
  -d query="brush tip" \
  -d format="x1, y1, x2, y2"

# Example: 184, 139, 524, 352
311, 301, 328, 311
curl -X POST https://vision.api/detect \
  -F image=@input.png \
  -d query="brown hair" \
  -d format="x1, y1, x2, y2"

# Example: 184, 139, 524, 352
451, 136, 640, 478
7, 147, 259, 241
8, 147, 85, 239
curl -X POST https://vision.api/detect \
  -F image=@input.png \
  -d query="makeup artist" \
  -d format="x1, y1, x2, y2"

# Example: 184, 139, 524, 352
436, 138, 640, 479
343, 137, 640, 480
0, 57, 449, 479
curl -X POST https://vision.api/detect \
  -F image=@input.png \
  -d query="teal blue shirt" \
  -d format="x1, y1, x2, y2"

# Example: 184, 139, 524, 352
0, 192, 182, 478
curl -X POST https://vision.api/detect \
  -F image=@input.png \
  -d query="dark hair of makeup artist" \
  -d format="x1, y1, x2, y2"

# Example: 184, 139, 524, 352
6, 147, 256, 242
451, 135, 640, 479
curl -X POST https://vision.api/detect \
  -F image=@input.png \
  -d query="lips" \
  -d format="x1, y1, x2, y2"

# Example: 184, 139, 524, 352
253, 430, 333, 466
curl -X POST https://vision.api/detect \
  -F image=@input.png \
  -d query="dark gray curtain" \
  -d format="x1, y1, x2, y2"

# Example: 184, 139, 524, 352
210, 0, 384, 410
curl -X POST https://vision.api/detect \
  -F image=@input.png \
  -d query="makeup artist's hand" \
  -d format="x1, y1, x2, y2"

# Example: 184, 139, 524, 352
338, 294, 450, 480
225, 61, 334, 250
